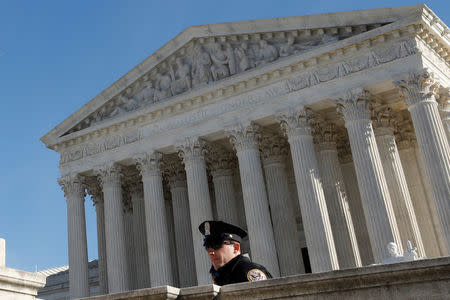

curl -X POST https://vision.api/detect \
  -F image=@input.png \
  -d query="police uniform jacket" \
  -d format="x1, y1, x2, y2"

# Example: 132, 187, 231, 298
209, 254, 272, 286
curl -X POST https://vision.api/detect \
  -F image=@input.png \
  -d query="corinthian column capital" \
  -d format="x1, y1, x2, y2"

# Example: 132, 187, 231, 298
58, 174, 86, 199
133, 152, 164, 178
260, 134, 288, 162
394, 70, 440, 107
176, 137, 208, 164
205, 144, 236, 171
225, 122, 261, 152
94, 163, 122, 187
276, 106, 312, 139
335, 88, 372, 123
85, 178, 103, 206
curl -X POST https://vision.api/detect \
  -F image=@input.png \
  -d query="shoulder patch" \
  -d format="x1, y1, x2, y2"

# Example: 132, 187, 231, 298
246, 268, 268, 282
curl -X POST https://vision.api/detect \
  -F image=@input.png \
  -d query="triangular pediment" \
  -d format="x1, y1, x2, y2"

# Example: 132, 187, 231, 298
41, 5, 432, 148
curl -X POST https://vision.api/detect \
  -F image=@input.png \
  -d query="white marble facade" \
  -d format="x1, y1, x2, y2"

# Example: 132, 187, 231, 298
41, 5, 450, 299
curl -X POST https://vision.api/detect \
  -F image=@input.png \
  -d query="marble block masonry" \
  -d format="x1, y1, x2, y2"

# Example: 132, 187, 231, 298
40, 4, 450, 299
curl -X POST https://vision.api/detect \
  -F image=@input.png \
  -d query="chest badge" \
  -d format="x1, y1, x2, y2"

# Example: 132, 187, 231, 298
246, 269, 268, 281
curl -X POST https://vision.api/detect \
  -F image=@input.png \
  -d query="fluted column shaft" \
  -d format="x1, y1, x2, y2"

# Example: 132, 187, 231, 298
374, 126, 425, 257
177, 138, 213, 285
93, 195, 108, 294
169, 176, 197, 287
398, 140, 445, 257
226, 123, 280, 277
123, 202, 136, 290
396, 72, 450, 252
340, 157, 374, 265
58, 175, 89, 299
262, 153, 305, 276
276, 110, 338, 273
211, 169, 240, 225
96, 164, 129, 293
135, 152, 173, 287
337, 89, 401, 263
317, 141, 361, 268
130, 184, 150, 289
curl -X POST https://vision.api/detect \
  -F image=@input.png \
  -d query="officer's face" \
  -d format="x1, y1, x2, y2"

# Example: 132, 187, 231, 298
206, 241, 240, 270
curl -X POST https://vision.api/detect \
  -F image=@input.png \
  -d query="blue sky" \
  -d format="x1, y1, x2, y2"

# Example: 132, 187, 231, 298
0, 1, 448, 272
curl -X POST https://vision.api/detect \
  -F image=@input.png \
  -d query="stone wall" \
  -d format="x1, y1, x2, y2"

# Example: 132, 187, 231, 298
80, 257, 450, 300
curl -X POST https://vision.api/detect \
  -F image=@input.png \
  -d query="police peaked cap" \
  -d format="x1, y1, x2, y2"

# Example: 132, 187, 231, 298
199, 220, 247, 246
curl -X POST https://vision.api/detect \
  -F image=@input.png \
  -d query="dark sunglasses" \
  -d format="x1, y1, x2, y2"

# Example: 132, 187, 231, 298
205, 240, 236, 251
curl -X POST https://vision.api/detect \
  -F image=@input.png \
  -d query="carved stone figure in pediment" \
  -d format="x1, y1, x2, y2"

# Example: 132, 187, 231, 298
170, 57, 191, 95
296, 34, 339, 52
154, 72, 173, 102
225, 43, 237, 75
108, 89, 139, 118
192, 43, 213, 85
135, 76, 156, 103
255, 40, 278, 66
210, 43, 230, 81
279, 35, 298, 57
234, 42, 251, 72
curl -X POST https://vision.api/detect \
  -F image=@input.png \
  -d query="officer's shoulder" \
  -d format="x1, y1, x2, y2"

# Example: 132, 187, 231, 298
235, 256, 271, 282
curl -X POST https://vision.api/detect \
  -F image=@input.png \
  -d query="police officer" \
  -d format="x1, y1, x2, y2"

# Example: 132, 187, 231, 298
199, 220, 272, 286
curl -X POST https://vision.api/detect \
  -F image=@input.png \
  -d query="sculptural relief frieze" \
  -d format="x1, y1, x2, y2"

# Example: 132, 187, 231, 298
65, 29, 360, 134
59, 38, 418, 165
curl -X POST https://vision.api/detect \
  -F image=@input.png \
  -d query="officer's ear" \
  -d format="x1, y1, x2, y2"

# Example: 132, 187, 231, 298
233, 242, 241, 254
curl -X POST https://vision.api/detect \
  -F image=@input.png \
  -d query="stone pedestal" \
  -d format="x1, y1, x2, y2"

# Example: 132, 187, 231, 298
135, 152, 174, 287
277, 108, 338, 272
95, 164, 130, 293
177, 138, 214, 285
395, 71, 450, 253
336, 89, 401, 263
226, 123, 280, 277
373, 114, 425, 257
58, 175, 90, 299
261, 135, 305, 276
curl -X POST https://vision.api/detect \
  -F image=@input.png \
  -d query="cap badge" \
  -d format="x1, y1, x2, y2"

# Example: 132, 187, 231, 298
205, 222, 210, 235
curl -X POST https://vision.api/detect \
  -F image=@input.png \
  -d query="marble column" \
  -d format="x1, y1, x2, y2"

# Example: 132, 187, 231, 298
87, 182, 108, 295
95, 164, 129, 293
58, 175, 90, 299
372, 107, 425, 257
166, 158, 197, 287
336, 88, 401, 263
225, 123, 280, 277
397, 135, 445, 257
276, 108, 338, 272
122, 194, 137, 290
260, 134, 305, 276
315, 123, 361, 268
395, 71, 450, 253
207, 146, 240, 225
129, 182, 151, 289
134, 152, 173, 287
177, 137, 214, 285
338, 151, 374, 265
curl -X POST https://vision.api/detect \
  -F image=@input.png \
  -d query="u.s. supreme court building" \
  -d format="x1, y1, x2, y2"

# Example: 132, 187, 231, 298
40, 5, 450, 299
